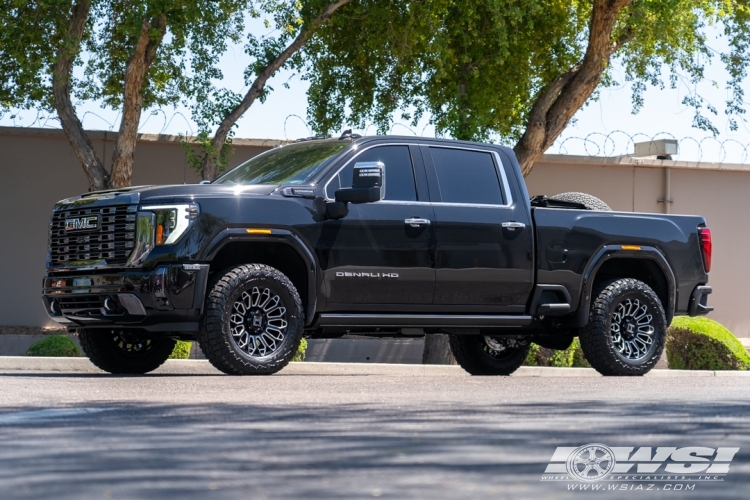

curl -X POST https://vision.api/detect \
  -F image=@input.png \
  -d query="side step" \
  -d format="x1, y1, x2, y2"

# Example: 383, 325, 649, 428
315, 314, 533, 328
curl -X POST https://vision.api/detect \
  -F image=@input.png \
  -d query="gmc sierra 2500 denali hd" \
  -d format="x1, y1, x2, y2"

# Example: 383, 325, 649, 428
43, 134, 713, 376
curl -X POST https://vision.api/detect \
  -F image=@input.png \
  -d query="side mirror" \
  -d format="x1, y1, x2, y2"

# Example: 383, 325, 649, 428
334, 162, 384, 204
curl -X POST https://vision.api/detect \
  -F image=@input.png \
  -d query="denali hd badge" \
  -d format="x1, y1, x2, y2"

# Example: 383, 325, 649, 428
65, 216, 100, 231
336, 272, 399, 278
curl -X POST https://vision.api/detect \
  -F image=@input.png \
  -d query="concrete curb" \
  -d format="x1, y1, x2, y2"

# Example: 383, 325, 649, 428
2, 357, 750, 376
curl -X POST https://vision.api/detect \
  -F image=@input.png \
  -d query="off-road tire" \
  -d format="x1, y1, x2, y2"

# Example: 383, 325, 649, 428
551, 192, 612, 211
198, 264, 304, 375
78, 329, 176, 374
579, 278, 666, 376
449, 335, 530, 375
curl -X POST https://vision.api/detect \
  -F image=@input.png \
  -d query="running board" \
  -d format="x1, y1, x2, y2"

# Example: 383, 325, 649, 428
315, 314, 533, 328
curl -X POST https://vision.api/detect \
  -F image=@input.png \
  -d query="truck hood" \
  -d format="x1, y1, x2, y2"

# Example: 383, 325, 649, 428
56, 184, 279, 207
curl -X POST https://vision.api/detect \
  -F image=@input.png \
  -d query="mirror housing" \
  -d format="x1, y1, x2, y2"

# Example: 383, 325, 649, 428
334, 162, 384, 204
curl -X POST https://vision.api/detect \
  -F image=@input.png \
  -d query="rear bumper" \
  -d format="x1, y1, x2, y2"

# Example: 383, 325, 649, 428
688, 285, 713, 316
42, 264, 209, 332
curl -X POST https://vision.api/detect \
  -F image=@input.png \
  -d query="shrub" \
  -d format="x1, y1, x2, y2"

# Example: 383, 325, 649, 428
292, 338, 308, 362
26, 335, 81, 357
667, 317, 750, 370
169, 341, 192, 359
524, 338, 590, 367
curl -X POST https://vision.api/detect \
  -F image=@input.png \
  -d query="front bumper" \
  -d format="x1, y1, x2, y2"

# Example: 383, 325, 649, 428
43, 264, 210, 332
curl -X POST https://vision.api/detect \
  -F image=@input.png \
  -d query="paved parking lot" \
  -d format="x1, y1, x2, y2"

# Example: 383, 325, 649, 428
1, 364, 749, 499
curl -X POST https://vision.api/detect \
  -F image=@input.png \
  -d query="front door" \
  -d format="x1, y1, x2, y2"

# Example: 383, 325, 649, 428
319, 144, 435, 308
422, 145, 534, 313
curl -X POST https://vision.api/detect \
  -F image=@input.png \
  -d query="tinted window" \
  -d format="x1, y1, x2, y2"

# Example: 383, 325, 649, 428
215, 140, 347, 185
429, 148, 505, 205
327, 146, 417, 201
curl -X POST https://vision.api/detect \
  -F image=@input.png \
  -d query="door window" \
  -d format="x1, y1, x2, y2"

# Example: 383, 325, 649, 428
327, 145, 418, 201
429, 147, 506, 205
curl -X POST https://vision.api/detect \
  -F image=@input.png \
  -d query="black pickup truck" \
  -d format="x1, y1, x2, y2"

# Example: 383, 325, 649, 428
43, 134, 713, 376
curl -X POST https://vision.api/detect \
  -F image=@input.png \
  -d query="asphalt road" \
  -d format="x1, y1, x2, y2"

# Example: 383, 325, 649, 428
1, 367, 749, 499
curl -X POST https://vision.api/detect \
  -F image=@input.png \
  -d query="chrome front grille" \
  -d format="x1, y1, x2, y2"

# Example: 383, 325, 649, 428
49, 205, 137, 266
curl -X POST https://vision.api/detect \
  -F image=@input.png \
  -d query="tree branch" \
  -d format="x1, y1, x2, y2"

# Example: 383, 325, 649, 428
202, 0, 353, 180
51, 0, 109, 191
514, 0, 634, 175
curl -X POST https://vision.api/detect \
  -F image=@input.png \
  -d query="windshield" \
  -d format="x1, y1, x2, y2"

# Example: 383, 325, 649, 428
214, 141, 349, 185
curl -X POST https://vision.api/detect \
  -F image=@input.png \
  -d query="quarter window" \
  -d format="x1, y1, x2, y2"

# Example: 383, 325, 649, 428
429, 147, 506, 205
327, 145, 418, 201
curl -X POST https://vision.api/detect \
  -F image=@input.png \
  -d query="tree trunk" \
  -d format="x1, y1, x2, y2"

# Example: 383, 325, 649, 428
51, 0, 109, 191
513, 0, 634, 177
109, 14, 167, 188
202, 0, 353, 181
422, 334, 456, 365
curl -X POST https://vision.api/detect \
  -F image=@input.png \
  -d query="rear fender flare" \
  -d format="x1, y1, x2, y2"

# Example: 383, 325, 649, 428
575, 245, 676, 327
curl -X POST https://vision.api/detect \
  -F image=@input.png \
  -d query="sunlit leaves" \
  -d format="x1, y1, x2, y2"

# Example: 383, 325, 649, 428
305, 0, 750, 141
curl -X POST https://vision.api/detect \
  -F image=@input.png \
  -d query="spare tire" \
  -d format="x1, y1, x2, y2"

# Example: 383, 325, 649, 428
551, 192, 612, 211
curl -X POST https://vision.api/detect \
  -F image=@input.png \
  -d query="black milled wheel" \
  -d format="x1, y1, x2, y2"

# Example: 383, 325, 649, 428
449, 335, 530, 375
579, 278, 666, 376
78, 329, 176, 374
198, 264, 304, 375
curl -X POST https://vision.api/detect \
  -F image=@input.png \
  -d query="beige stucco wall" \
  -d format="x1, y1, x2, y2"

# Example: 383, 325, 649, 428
527, 158, 750, 338
1, 127, 748, 338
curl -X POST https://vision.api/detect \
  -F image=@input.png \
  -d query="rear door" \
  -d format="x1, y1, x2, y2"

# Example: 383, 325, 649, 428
319, 143, 435, 309
422, 144, 533, 313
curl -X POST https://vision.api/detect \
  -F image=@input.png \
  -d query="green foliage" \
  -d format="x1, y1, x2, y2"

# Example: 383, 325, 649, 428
0, 0, 248, 116
26, 335, 82, 357
169, 340, 192, 359
524, 338, 589, 368
292, 337, 307, 362
667, 316, 750, 370
181, 130, 235, 176
306, 0, 750, 141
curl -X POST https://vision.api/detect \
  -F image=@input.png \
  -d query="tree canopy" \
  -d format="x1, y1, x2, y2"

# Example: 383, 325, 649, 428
0, 0, 247, 189
304, 0, 750, 174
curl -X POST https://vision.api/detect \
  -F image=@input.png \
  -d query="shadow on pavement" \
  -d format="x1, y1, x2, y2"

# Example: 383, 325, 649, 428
0, 399, 749, 499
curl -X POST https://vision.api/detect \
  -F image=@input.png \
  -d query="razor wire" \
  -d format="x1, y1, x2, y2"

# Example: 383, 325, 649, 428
4, 106, 750, 164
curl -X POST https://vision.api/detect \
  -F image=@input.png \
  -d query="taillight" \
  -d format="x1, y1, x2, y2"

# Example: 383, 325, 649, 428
699, 227, 712, 273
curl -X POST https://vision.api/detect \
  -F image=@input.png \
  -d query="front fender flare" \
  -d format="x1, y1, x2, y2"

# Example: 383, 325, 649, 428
198, 228, 318, 326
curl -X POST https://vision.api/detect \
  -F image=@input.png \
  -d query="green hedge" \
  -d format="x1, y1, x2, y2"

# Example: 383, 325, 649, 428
26, 335, 81, 357
667, 317, 750, 370
169, 340, 192, 359
524, 338, 590, 368
292, 338, 308, 362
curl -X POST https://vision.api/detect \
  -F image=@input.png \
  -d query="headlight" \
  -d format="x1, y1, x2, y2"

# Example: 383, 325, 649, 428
141, 203, 200, 245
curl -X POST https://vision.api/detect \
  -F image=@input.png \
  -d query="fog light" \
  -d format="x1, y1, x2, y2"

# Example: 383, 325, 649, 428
50, 300, 61, 315
103, 297, 118, 312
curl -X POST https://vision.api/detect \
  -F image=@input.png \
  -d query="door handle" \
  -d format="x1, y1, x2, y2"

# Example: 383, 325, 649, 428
405, 217, 431, 227
501, 221, 526, 230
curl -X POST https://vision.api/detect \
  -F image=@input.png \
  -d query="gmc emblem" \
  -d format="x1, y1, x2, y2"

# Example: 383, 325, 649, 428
65, 216, 100, 232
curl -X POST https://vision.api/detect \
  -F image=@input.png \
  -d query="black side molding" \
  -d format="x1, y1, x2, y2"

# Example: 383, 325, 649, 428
315, 314, 533, 328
